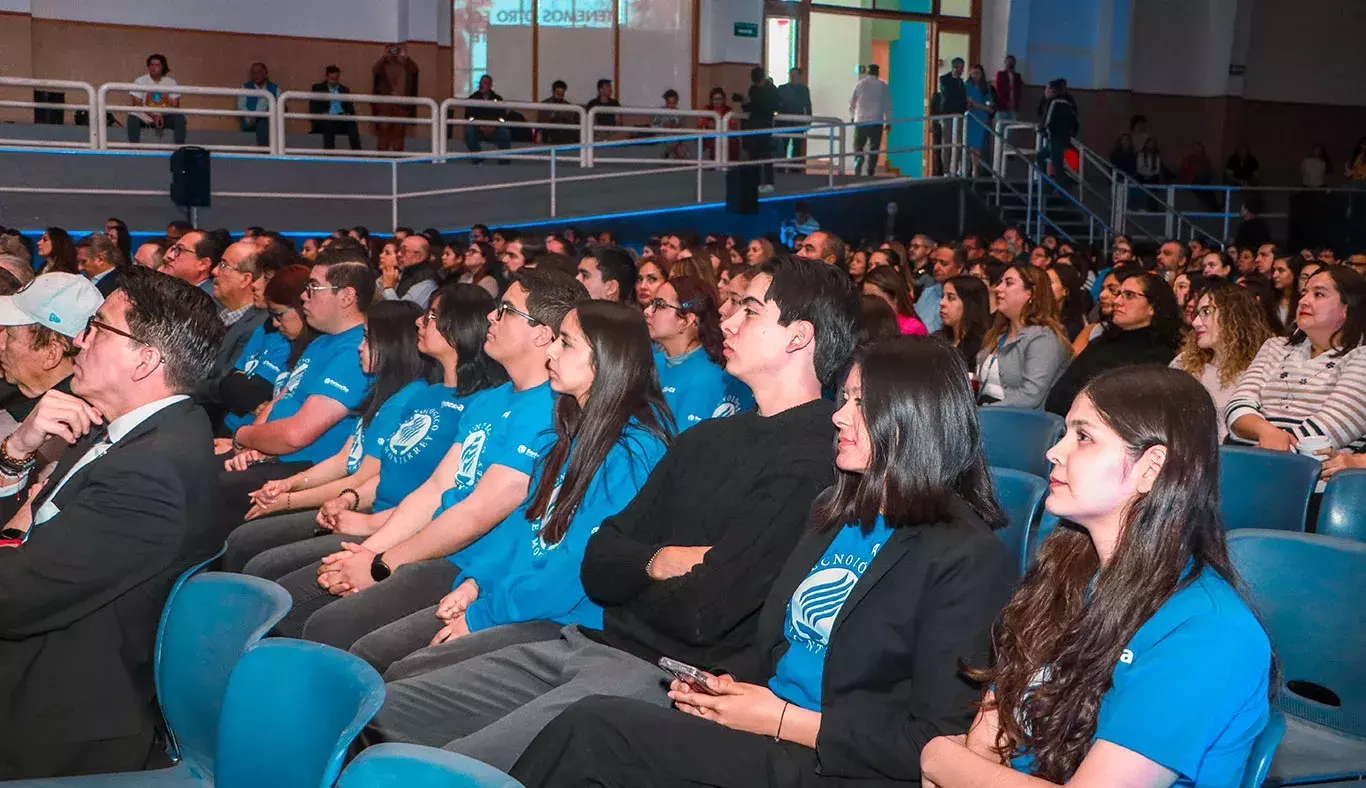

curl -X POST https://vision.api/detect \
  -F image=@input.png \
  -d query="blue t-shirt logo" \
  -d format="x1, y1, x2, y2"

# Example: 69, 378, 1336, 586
243, 357, 260, 375
455, 426, 489, 488
529, 480, 563, 558
790, 567, 858, 648
345, 423, 365, 473
281, 360, 310, 397
388, 411, 436, 461
711, 395, 743, 419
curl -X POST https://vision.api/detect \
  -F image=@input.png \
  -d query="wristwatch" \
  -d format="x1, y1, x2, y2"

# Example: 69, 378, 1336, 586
370, 552, 393, 582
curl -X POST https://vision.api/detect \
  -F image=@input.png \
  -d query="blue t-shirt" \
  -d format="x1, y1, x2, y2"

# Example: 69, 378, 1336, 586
462, 421, 668, 632
344, 379, 427, 475
432, 381, 557, 569
654, 347, 754, 431
768, 515, 896, 712
266, 325, 373, 464
373, 383, 477, 512
1011, 566, 1271, 786
224, 324, 293, 433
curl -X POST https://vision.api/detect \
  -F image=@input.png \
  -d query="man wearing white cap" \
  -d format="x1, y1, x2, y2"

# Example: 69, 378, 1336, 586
0, 274, 104, 431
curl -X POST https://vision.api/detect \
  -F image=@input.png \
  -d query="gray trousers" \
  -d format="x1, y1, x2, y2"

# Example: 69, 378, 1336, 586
353, 610, 562, 676
271, 555, 459, 649
366, 624, 673, 771
223, 509, 324, 573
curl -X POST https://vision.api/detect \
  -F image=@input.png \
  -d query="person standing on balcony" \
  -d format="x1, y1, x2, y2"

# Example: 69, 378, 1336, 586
311, 66, 361, 151
127, 53, 186, 146
778, 68, 812, 164
741, 68, 782, 193
372, 44, 420, 153
237, 61, 278, 149
993, 55, 1024, 123
935, 57, 967, 174
849, 64, 892, 178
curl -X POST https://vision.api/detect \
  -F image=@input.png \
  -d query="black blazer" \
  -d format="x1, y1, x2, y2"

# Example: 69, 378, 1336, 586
309, 82, 357, 132
94, 266, 122, 298
0, 399, 222, 779
738, 496, 1014, 784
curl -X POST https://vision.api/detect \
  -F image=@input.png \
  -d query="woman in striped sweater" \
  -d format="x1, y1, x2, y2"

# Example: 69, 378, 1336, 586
1226, 266, 1366, 452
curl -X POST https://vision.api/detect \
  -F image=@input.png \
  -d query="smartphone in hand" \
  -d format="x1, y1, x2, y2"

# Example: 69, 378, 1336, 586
658, 657, 721, 695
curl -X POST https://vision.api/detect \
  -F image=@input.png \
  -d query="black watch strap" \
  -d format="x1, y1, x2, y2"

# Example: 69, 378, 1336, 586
370, 552, 392, 582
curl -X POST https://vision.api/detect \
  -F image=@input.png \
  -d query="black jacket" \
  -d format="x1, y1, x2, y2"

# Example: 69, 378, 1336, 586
742, 81, 782, 129
1044, 325, 1177, 415
199, 307, 267, 412
0, 399, 222, 778
94, 266, 122, 298
938, 73, 967, 114
727, 497, 1013, 783
309, 82, 357, 133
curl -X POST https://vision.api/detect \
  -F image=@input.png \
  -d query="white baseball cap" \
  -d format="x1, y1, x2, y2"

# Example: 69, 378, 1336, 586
0, 273, 105, 339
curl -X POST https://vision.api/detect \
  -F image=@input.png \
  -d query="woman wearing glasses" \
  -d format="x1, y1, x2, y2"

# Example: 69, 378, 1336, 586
1169, 282, 1272, 442
220, 264, 313, 435
351, 299, 672, 673
224, 283, 507, 576
1045, 271, 1183, 415
646, 275, 753, 430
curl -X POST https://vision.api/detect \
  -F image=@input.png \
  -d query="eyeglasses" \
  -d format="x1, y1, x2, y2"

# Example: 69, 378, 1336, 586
268, 307, 293, 319
1116, 289, 1148, 302
645, 298, 684, 314
1103, 284, 1122, 296
1195, 305, 1217, 318
165, 243, 191, 259
304, 281, 340, 295
495, 301, 541, 326
83, 316, 148, 346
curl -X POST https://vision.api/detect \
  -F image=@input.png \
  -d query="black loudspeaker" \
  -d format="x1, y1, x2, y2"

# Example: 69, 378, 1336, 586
726, 165, 760, 215
170, 147, 211, 208
33, 90, 64, 125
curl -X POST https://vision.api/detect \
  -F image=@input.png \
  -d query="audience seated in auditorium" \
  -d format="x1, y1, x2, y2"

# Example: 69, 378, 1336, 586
352, 300, 673, 673
1227, 265, 1366, 453
1170, 282, 1273, 442
634, 259, 667, 309
976, 264, 1072, 408
162, 230, 222, 298
922, 366, 1273, 787
216, 264, 312, 435
862, 266, 927, 336
356, 256, 857, 770
127, 53, 186, 146
75, 234, 127, 297
1045, 271, 1182, 415
511, 336, 1013, 787
576, 246, 636, 303
218, 245, 376, 535
914, 244, 967, 332
37, 227, 78, 276
0, 268, 223, 779
384, 235, 440, 306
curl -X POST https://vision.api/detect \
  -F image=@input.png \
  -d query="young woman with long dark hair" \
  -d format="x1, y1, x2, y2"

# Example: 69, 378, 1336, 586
224, 285, 508, 574
1049, 262, 1089, 340
511, 336, 1014, 788
922, 365, 1273, 787
646, 275, 753, 428
863, 265, 928, 336
349, 300, 674, 671
1270, 255, 1305, 334
636, 259, 668, 308
36, 227, 78, 275
936, 275, 991, 367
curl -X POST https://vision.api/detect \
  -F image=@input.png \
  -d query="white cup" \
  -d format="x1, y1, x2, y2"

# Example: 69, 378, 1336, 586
1298, 436, 1332, 492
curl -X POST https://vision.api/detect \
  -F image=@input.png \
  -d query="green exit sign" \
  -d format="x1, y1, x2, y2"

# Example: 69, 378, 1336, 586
734, 22, 759, 38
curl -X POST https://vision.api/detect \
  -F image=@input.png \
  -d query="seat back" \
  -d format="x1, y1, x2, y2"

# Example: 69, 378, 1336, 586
990, 467, 1047, 577
1240, 708, 1285, 788
1218, 446, 1318, 532
153, 544, 225, 761
157, 571, 291, 775
978, 407, 1064, 480
338, 742, 527, 788
215, 639, 385, 788
1228, 530, 1366, 737
1316, 469, 1366, 543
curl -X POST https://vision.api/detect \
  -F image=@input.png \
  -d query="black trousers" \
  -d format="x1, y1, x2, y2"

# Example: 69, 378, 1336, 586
854, 125, 885, 176
510, 696, 853, 788
215, 461, 310, 545
319, 119, 361, 150
744, 133, 775, 186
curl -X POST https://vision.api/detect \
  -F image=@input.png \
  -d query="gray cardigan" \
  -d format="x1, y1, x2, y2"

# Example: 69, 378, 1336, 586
976, 325, 1072, 408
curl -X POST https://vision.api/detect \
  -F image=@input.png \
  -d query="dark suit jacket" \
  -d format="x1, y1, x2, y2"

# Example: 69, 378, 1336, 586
94, 266, 122, 298
200, 308, 266, 405
0, 399, 221, 779
734, 496, 1014, 784
309, 82, 357, 133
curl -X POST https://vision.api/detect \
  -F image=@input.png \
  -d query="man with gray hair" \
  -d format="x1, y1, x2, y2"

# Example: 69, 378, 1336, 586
75, 234, 127, 297
199, 240, 269, 423
0, 256, 33, 288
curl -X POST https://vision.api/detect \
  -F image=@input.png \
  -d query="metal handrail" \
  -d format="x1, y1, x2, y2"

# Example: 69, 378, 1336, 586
437, 98, 588, 164
276, 91, 440, 157
97, 82, 276, 153
0, 77, 98, 149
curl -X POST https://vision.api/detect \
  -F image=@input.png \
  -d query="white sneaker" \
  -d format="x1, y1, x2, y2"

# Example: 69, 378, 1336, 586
758, 184, 776, 194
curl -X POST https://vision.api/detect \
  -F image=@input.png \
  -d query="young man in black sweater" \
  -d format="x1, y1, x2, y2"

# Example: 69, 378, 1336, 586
363, 255, 859, 769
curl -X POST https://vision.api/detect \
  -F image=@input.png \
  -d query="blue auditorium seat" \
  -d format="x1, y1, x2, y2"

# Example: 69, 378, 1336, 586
339, 743, 527, 788
1315, 469, 1366, 543
1242, 709, 1285, 788
1218, 447, 1319, 531
989, 467, 1047, 577
978, 407, 1064, 480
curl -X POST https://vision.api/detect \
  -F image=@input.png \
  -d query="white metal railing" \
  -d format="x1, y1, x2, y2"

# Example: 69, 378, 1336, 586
0, 77, 98, 149
276, 91, 440, 158
97, 82, 276, 153
438, 98, 588, 165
